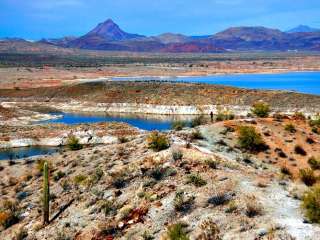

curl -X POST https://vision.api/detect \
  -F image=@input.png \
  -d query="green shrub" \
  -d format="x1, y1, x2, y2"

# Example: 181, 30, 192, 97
308, 157, 320, 170
190, 115, 206, 128
216, 111, 235, 121
172, 149, 183, 161
186, 173, 207, 187
165, 223, 189, 240
205, 158, 219, 169
284, 123, 296, 133
146, 131, 170, 152
302, 185, 320, 223
172, 121, 187, 131
190, 130, 204, 140
67, 135, 83, 151
309, 117, 320, 128
237, 126, 267, 152
251, 102, 270, 118
73, 174, 87, 185
299, 168, 317, 186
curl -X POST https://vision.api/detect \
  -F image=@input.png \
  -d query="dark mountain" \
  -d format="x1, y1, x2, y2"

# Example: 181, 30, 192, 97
152, 33, 190, 44
3, 20, 320, 52
38, 36, 77, 47
207, 27, 290, 50
287, 25, 320, 33
68, 19, 145, 49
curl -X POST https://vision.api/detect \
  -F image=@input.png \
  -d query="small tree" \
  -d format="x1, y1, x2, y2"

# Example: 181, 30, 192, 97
251, 102, 270, 118
67, 135, 83, 151
146, 131, 170, 152
238, 126, 267, 152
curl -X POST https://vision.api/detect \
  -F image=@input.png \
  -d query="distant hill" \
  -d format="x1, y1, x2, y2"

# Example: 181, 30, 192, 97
3, 19, 320, 52
287, 25, 320, 33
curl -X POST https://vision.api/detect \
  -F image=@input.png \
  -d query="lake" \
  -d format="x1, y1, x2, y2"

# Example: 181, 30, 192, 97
175, 72, 320, 95
42, 112, 195, 131
0, 146, 61, 161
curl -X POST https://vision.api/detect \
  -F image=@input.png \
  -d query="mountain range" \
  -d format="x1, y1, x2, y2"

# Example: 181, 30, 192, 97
6, 19, 320, 52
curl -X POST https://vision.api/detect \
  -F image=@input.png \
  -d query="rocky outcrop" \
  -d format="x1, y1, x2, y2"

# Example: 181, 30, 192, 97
0, 130, 118, 149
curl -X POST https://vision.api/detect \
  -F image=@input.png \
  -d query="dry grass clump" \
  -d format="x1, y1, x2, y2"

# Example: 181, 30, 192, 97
302, 184, 320, 223
146, 131, 170, 152
299, 168, 317, 186
186, 173, 207, 187
0, 200, 20, 229
197, 218, 222, 240
244, 195, 263, 218
284, 123, 296, 133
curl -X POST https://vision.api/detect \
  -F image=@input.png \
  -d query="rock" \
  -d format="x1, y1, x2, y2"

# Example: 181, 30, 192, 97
257, 228, 268, 237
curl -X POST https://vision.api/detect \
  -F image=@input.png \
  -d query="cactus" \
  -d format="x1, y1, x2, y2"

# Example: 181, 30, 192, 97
43, 161, 50, 225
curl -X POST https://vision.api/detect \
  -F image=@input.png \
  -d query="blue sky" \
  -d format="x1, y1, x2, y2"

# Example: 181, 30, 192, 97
1, 0, 320, 39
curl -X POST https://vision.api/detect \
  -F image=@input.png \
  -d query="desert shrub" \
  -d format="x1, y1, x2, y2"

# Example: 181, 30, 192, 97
308, 157, 320, 170
53, 171, 65, 182
302, 185, 320, 223
73, 174, 87, 185
172, 121, 187, 131
284, 123, 296, 133
111, 172, 127, 189
251, 102, 270, 118
118, 136, 129, 143
186, 173, 207, 187
312, 127, 319, 134
293, 112, 306, 120
146, 131, 170, 152
208, 190, 232, 206
174, 191, 195, 212
244, 195, 263, 218
306, 137, 315, 144
299, 168, 317, 186
148, 166, 176, 181
237, 126, 267, 152
36, 159, 52, 173
197, 219, 222, 240
172, 149, 183, 161
14, 227, 28, 240
294, 145, 307, 156
141, 231, 154, 240
190, 130, 204, 140
205, 158, 219, 169
100, 200, 117, 216
0, 200, 20, 229
280, 166, 292, 177
67, 135, 83, 151
190, 115, 206, 128
309, 117, 320, 128
216, 111, 235, 122
165, 223, 189, 240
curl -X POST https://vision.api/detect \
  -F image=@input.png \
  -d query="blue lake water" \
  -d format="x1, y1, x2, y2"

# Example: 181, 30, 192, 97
174, 72, 320, 95
43, 112, 192, 131
0, 146, 61, 161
